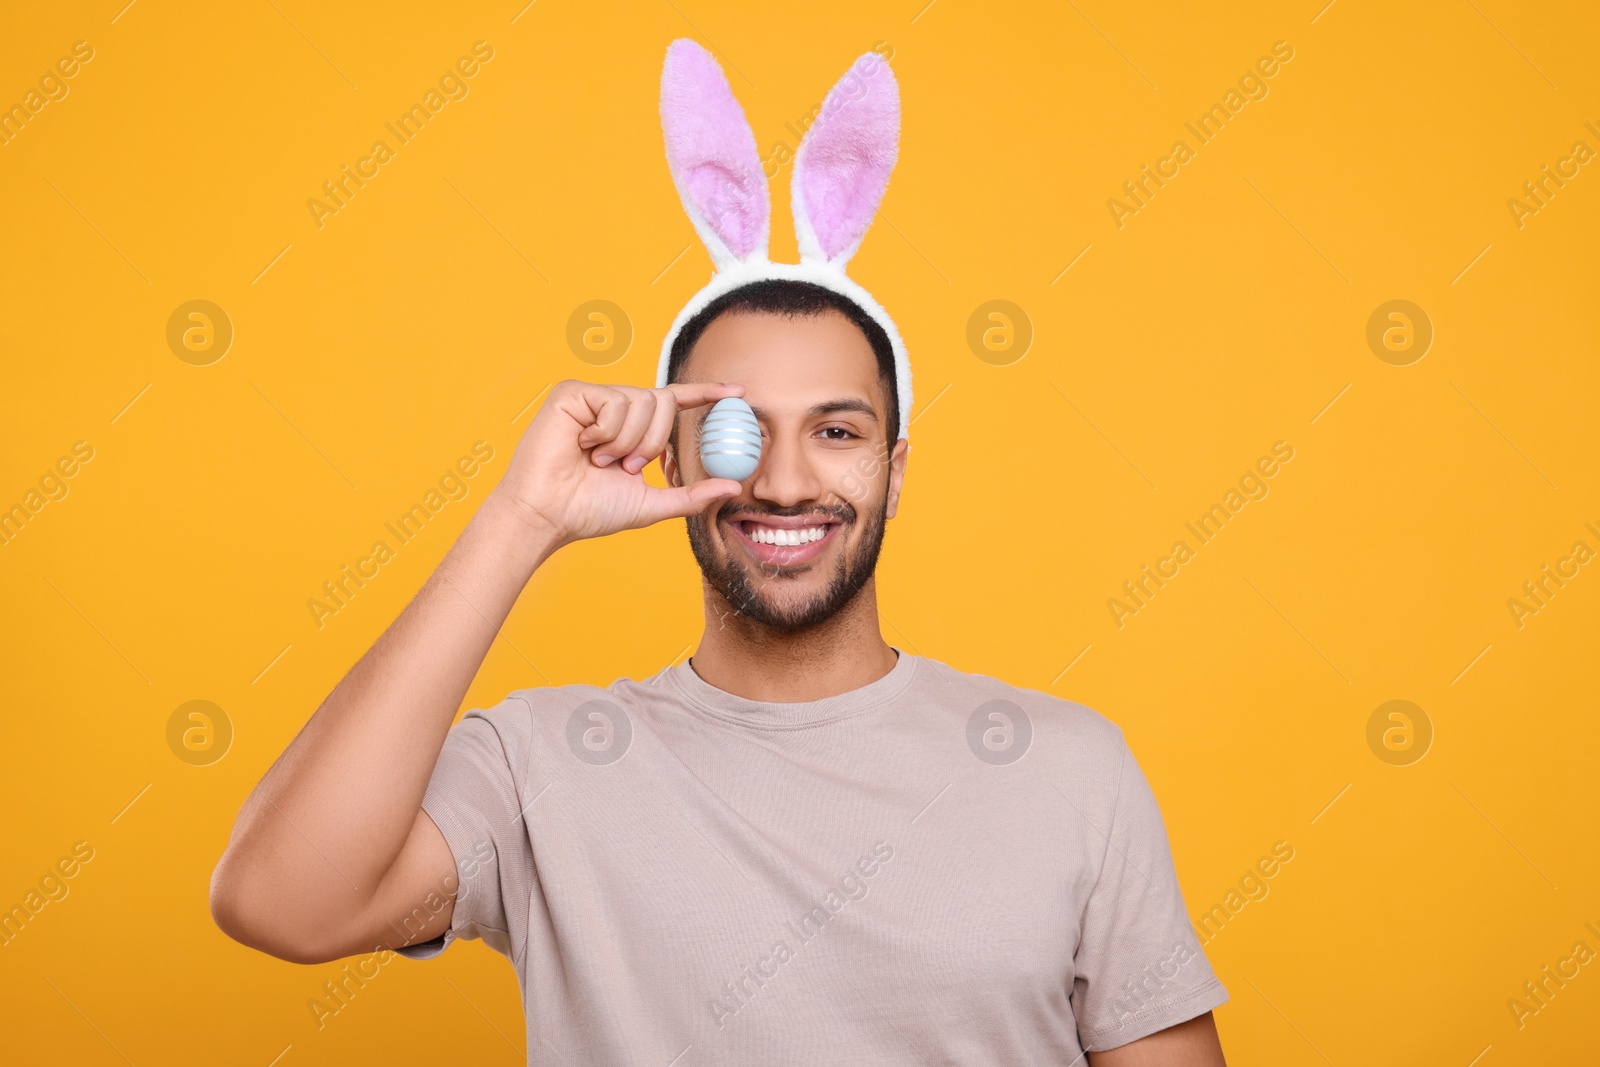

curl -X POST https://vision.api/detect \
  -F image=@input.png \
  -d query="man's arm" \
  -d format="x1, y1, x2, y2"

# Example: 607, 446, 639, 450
1087, 1012, 1226, 1066
208, 490, 560, 963
207, 380, 746, 964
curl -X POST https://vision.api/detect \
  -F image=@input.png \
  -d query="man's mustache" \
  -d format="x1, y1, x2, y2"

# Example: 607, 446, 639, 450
720, 508, 857, 527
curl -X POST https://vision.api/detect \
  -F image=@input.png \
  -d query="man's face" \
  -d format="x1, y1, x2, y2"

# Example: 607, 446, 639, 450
664, 308, 908, 634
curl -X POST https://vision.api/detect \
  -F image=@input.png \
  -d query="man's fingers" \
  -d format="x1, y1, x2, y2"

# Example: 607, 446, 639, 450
576, 391, 628, 451
562, 381, 746, 478
637, 479, 742, 526
662, 381, 746, 413
623, 393, 683, 474
593, 390, 658, 467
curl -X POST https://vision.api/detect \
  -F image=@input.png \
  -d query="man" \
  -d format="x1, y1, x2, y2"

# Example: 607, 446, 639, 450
210, 40, 1229, 1066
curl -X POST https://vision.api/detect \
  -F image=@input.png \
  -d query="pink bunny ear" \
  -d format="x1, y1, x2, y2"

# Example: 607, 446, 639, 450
791, 52, 900, 268
660, 39, 769, 269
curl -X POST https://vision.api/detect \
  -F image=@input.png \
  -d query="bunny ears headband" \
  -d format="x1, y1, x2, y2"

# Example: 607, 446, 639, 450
654, 39, 913, 442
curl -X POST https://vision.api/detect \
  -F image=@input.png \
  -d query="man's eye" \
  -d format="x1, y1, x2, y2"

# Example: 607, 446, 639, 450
821, 427, 858, 441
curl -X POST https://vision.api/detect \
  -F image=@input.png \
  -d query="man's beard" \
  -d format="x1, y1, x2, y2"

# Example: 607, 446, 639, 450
685, 490, 889, 634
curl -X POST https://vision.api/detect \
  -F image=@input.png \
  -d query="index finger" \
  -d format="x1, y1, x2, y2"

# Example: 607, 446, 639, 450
660, 381, 746, 412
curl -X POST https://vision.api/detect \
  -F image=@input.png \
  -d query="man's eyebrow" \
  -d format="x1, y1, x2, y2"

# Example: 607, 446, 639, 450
694, 396, 883, 435
742, 398, 883, 422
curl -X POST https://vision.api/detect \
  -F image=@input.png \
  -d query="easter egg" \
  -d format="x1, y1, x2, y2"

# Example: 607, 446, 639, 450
699, 397, 762, 481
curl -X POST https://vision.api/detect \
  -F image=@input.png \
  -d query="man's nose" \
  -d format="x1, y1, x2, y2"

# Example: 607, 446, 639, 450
747, 431, 826, 509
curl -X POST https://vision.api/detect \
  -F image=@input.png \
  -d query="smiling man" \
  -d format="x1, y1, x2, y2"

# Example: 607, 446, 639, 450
208, 39, 1228, 1067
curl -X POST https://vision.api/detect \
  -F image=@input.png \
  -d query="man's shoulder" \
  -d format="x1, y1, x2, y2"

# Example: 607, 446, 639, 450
446, 677, 656, 772
454, 671, 672, 729
913, 654, 1127, 754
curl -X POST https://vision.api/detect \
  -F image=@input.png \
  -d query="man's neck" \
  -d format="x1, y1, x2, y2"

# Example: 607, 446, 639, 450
689, 584, 898, 703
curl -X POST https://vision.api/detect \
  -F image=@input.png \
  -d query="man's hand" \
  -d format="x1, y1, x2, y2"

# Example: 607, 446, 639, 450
496, 379, 747, 546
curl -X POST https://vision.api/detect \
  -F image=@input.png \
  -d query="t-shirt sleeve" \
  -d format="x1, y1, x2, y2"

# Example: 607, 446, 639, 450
393, 695, 532, 963
1071, 735, 1228, 1050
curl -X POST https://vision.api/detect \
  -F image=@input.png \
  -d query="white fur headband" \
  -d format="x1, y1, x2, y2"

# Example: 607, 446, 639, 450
653, 39, 913, 443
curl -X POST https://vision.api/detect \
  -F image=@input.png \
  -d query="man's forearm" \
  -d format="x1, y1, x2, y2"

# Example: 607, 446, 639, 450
211, 488, 561, 952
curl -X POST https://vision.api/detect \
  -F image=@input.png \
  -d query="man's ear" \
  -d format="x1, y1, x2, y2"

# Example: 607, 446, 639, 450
884, 438, 909, 520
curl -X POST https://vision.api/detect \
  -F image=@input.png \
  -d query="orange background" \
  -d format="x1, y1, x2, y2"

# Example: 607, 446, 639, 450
2, 1, 1597, 1063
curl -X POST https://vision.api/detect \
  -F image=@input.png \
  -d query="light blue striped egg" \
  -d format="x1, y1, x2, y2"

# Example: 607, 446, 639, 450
699, 397, 762, 481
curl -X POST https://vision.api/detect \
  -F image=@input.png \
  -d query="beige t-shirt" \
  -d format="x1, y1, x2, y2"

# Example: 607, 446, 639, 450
398, 647, 1227, 1062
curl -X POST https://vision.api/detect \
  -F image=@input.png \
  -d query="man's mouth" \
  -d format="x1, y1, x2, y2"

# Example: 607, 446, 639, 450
726, 517, 842, 566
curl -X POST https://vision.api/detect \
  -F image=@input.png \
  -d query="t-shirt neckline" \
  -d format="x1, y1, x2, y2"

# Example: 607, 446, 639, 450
666, 647, 916, 729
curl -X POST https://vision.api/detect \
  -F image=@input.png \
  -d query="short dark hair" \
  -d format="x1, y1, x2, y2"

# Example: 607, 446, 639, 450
665, 279, 899, 456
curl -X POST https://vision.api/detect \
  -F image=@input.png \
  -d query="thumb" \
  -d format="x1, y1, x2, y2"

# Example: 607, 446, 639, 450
636, 479, 743, 526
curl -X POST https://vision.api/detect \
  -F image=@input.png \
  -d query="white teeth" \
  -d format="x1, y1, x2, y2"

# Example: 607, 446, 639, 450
746, 524, 827, 546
